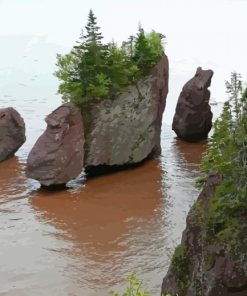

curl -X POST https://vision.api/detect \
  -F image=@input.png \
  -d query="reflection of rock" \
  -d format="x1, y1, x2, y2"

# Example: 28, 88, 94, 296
0, 157, 26, 204
161, 172, 247, 296
0, 107, 26, 162
83, 55, 169, 171
174, 138, 208, 166
31, 159, 162, 255
26, 106, 84, 186
172, 67, 213, 142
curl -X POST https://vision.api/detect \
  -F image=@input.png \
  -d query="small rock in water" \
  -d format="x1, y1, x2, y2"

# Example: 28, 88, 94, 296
0, 107, 26, 162
26, 106, 84, 187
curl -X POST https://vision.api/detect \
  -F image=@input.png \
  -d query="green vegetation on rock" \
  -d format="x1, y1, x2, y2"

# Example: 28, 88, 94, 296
55, 10, 165, 105
112, 274, 150, 296
162, 73, 247, 296
198, 73, 247, 260
170, 244, 191, 294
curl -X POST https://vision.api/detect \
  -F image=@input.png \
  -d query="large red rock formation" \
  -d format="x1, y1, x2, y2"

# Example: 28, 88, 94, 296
0, 107, 26, 162
82, 54, 169, 172
26, 106, 84, 186
26, 55, 169, 185
172, 67, 213, 142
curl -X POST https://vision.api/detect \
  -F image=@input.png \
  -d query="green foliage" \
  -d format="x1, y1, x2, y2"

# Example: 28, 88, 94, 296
170, 244, 191, 295
200, 72, 246, 179
112, 274, 150, 296
54, 53, 82, 103
197, 72, 247, 262
86, 73, 110, 99
84, 9, 103, 45
55, 10, 165, 105
169, 79, 247, 295
105, 43, 138, 92
133, 27, 164, 76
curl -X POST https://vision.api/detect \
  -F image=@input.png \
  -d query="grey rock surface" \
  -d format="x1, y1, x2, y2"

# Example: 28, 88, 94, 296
82, 54, 169, 171
26, 55, 169, 185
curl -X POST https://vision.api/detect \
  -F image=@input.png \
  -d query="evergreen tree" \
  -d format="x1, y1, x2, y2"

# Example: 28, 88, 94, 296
55, 11, 165, 104
193, 75, 247, 281
197, 73, 247, 234
132, 26, 164, 76
84, 9, 103, 45
225, 71, 243, 121
133, 26, 152, 75
77, 9, 108, 99
128, 35, 135, 58
146, 31, 165, 62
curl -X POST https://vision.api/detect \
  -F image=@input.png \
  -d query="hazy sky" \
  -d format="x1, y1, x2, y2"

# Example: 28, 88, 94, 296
1, 0, 247, 72
1, 0, 246, 47
0, 0, 246, 123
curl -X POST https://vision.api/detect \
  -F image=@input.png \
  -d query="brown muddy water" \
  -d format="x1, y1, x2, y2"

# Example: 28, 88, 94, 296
0, 94, 211, 296
1, 2, 245, 292
0, 48, 225, 294
1, 1, 246, 293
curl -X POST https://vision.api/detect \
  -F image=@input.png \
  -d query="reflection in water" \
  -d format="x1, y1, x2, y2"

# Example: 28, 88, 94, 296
0, 125, 208, 296
0, 14, 232, 292
32, 159, 163, 254
0, 157, 28, 205
31, 159, 166, 294
0, 157, 72, 296
159, 131, 207, 255
0, 49, 213, 295
174, 138, 208, 167
0, 101, 209, 296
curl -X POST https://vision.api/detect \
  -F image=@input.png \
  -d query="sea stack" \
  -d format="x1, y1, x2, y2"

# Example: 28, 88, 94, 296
26, 55, 169, 186
82, 54, 169, 174
0, 107, 26, 162
26, 106, 84, 187
172, 67, 213, 142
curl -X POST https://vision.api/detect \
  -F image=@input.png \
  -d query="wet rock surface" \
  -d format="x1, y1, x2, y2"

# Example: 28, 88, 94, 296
82, 54, 169, 171
26, 106, 84, 186
172, 67, 213, 142
0, 107, 26, 162
161, 172, 247, 296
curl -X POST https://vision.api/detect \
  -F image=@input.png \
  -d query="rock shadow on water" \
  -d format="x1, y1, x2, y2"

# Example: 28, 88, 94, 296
85, 155, 155, 178
30, 159, 167, 291
38, 152, 158, 190
31, 159, 164, 256
40, 183, 68, 191
0, 156, 29, 204
174, 138, 208, 168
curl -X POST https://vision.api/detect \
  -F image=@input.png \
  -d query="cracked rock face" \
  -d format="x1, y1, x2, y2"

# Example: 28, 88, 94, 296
26, 106, 84, 186
172, 67, 214, 142
26, 55, 169, 185
82, 54, 169, 172
0, 107, 26, 162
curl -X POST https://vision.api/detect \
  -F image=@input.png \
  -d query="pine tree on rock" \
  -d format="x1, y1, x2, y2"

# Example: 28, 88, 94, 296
55, 10, 165, 104
77, 10, 109, 99
133, 26, 153, 76
84, 9, 103, 45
